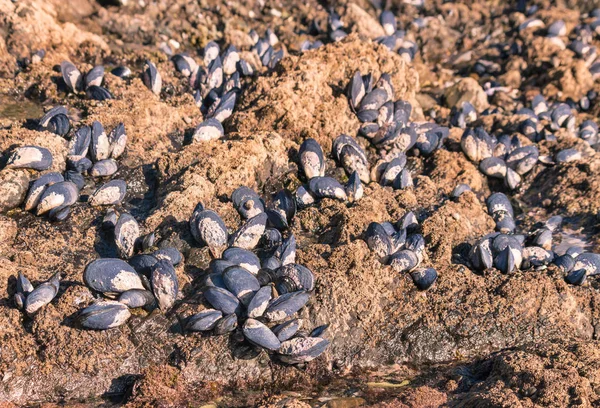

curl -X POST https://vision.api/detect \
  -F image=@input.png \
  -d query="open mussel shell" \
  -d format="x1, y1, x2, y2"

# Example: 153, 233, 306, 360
85, 66, 106, 90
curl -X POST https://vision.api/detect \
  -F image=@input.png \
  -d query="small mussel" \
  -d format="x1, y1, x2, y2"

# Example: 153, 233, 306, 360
264, 290, 310, 322
118, 289, 156, 308
298, 138, 325, 179
223, 266, 261, 305
114, 213, 140, 258
6, 146, 53, 171
88, 179, 127, 206
409, 268, 438, 290
78, 300, 131, 330
24, 273, 61, 315
232, 186, 264, 219
36, 181, 79, 215
186, 309, 223, 332
229, 212, 268, 250
142, 60, 162, 95
277, 337, 330, 364
243, 318, 281, 351
193, 118, 224, 142
14, 272, 34, 310
84, 258, 144, 293
307, 177, 347, 201
151, 259, 178, 310
190, 206, 228, 257
61, 61, 82, 92
24, 172, 64, 211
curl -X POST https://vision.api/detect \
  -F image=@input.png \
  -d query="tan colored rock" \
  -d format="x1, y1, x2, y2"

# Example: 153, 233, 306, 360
344, 3, 386, 39
0, 169, 30, 213
444, 77, 489, 112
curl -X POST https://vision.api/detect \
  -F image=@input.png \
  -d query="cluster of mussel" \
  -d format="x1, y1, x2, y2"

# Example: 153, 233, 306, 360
467, 192, 600, 285
5, 106, 128, 220
187, 186, 329, 363
348, 71, 449, 189
78, 210, 183, 329
519, 9, 600, 83
460, 127, 538, 190
60, 61, 113, 101
302, 8, 419, 63
13, 272, 62, 315
171, 31, 284, 143
2, 107, 127, 220
364, 212, 437, 290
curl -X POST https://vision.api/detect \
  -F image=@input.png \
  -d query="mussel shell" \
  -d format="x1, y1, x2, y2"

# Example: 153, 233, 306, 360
246, 286, 272, 318
84, 258, 144, 293
90, 121, 110, 161
223, 266, 261, 305
409, 267, 438, 290
60, 61, 82, 92
24, 172, 64, 211
186, 309, 222, 331
222, 247, 261, 274
151, 259, 179, 310
118, 289, 156, 308
299, 138, 325, 179
204, 287, 241, 315
192, 209, 228, 257
214, 313, 238, 335
88, 179, 127, 206
114, 213, 140, 258
366, 222, 393, 259
193, 118, 225, 143
272, 318, 301, 342
7, 146, 53, 171
36, 181, 78, 215
228, 212, 268, 250
264, 291, 310, 322
277, 337, 330, 364
231, 186, 264, 219
243, 318, 281, 351
307, 177, 347, 201
78, 300, 131, 330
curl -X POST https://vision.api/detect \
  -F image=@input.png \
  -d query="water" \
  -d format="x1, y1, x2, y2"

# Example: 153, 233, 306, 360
0, 95, 43, 121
